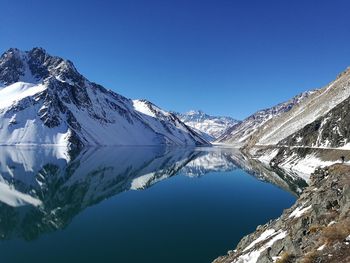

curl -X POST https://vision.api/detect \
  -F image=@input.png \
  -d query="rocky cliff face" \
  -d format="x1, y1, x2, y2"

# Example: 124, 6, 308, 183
213, 164, 350, 263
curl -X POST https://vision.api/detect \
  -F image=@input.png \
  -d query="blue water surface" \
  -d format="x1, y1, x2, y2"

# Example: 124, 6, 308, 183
0, 147, 297, 263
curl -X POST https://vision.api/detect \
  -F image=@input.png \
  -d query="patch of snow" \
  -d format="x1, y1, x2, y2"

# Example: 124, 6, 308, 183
317, 244, 326, 251
289, 205, 312, 218
235, 231, 287, 263
277, 153, 335, 181
234, 249, 261, 263
0, 181, 42, 207
133, 99, 158, 117
272, 256, 283, 262
244, 229, 276, 252
0, 82, 46, 109
130, 172, 156, 190
338, 142, 350, 150
0, 103, 72, 147
296, 136, 303, 143
258, 149, 279, 165
328, 221, 336, 226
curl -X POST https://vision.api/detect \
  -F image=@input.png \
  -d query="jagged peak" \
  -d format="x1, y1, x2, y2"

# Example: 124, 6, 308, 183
0, 48, 24, 63
182, 110, 238, 122
29, 47, 47, 54
1, 47, 47, 59
26, 47, 79, 74
0, 47, 82, 86
2, 47, 22, 56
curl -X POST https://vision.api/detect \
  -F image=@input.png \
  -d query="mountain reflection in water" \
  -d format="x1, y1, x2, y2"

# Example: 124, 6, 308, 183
0, 146, 306, 242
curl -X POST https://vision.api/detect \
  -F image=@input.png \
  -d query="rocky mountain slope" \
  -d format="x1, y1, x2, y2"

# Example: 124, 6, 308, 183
213, 164, 350, 263
219, 67, 350, 150
175, 110, 240, 141
247, 67, 350, 148
216, 92, 313, 147
278, 92, 350, 149
217, 67, 350, 181
0, 48, 208, 148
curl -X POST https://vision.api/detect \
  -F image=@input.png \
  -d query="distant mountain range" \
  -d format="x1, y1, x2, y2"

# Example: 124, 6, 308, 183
0, 48, 208, 148
174, 110, 240, 141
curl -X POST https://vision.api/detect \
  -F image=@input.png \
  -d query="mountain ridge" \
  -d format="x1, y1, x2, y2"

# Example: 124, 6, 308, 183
216, 90, 313, 146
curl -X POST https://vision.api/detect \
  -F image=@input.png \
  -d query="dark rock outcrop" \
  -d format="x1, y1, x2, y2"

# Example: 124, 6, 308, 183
279, 95, 350, 148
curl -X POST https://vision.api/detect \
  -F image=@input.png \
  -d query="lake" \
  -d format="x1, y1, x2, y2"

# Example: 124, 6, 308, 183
0, 146, 303, 263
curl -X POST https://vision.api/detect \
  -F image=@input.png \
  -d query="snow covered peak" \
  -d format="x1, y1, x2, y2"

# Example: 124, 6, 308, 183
187, 110, 205, 115
174, 110, 240, 141
179, 110, 209, 121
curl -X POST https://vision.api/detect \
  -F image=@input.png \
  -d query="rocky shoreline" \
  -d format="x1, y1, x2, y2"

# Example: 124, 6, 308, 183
213, 164, 350, 263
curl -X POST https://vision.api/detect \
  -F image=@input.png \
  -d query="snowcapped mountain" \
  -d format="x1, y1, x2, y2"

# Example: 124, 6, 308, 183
217, 91, 313, 146
0, 48, 208, 148
175, 110, 240, 141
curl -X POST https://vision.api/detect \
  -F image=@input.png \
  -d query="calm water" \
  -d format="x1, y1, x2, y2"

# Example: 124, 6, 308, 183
0, 146, 302, 263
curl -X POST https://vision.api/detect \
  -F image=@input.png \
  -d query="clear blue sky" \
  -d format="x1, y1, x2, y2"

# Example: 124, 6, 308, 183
1, 0, 350, 119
